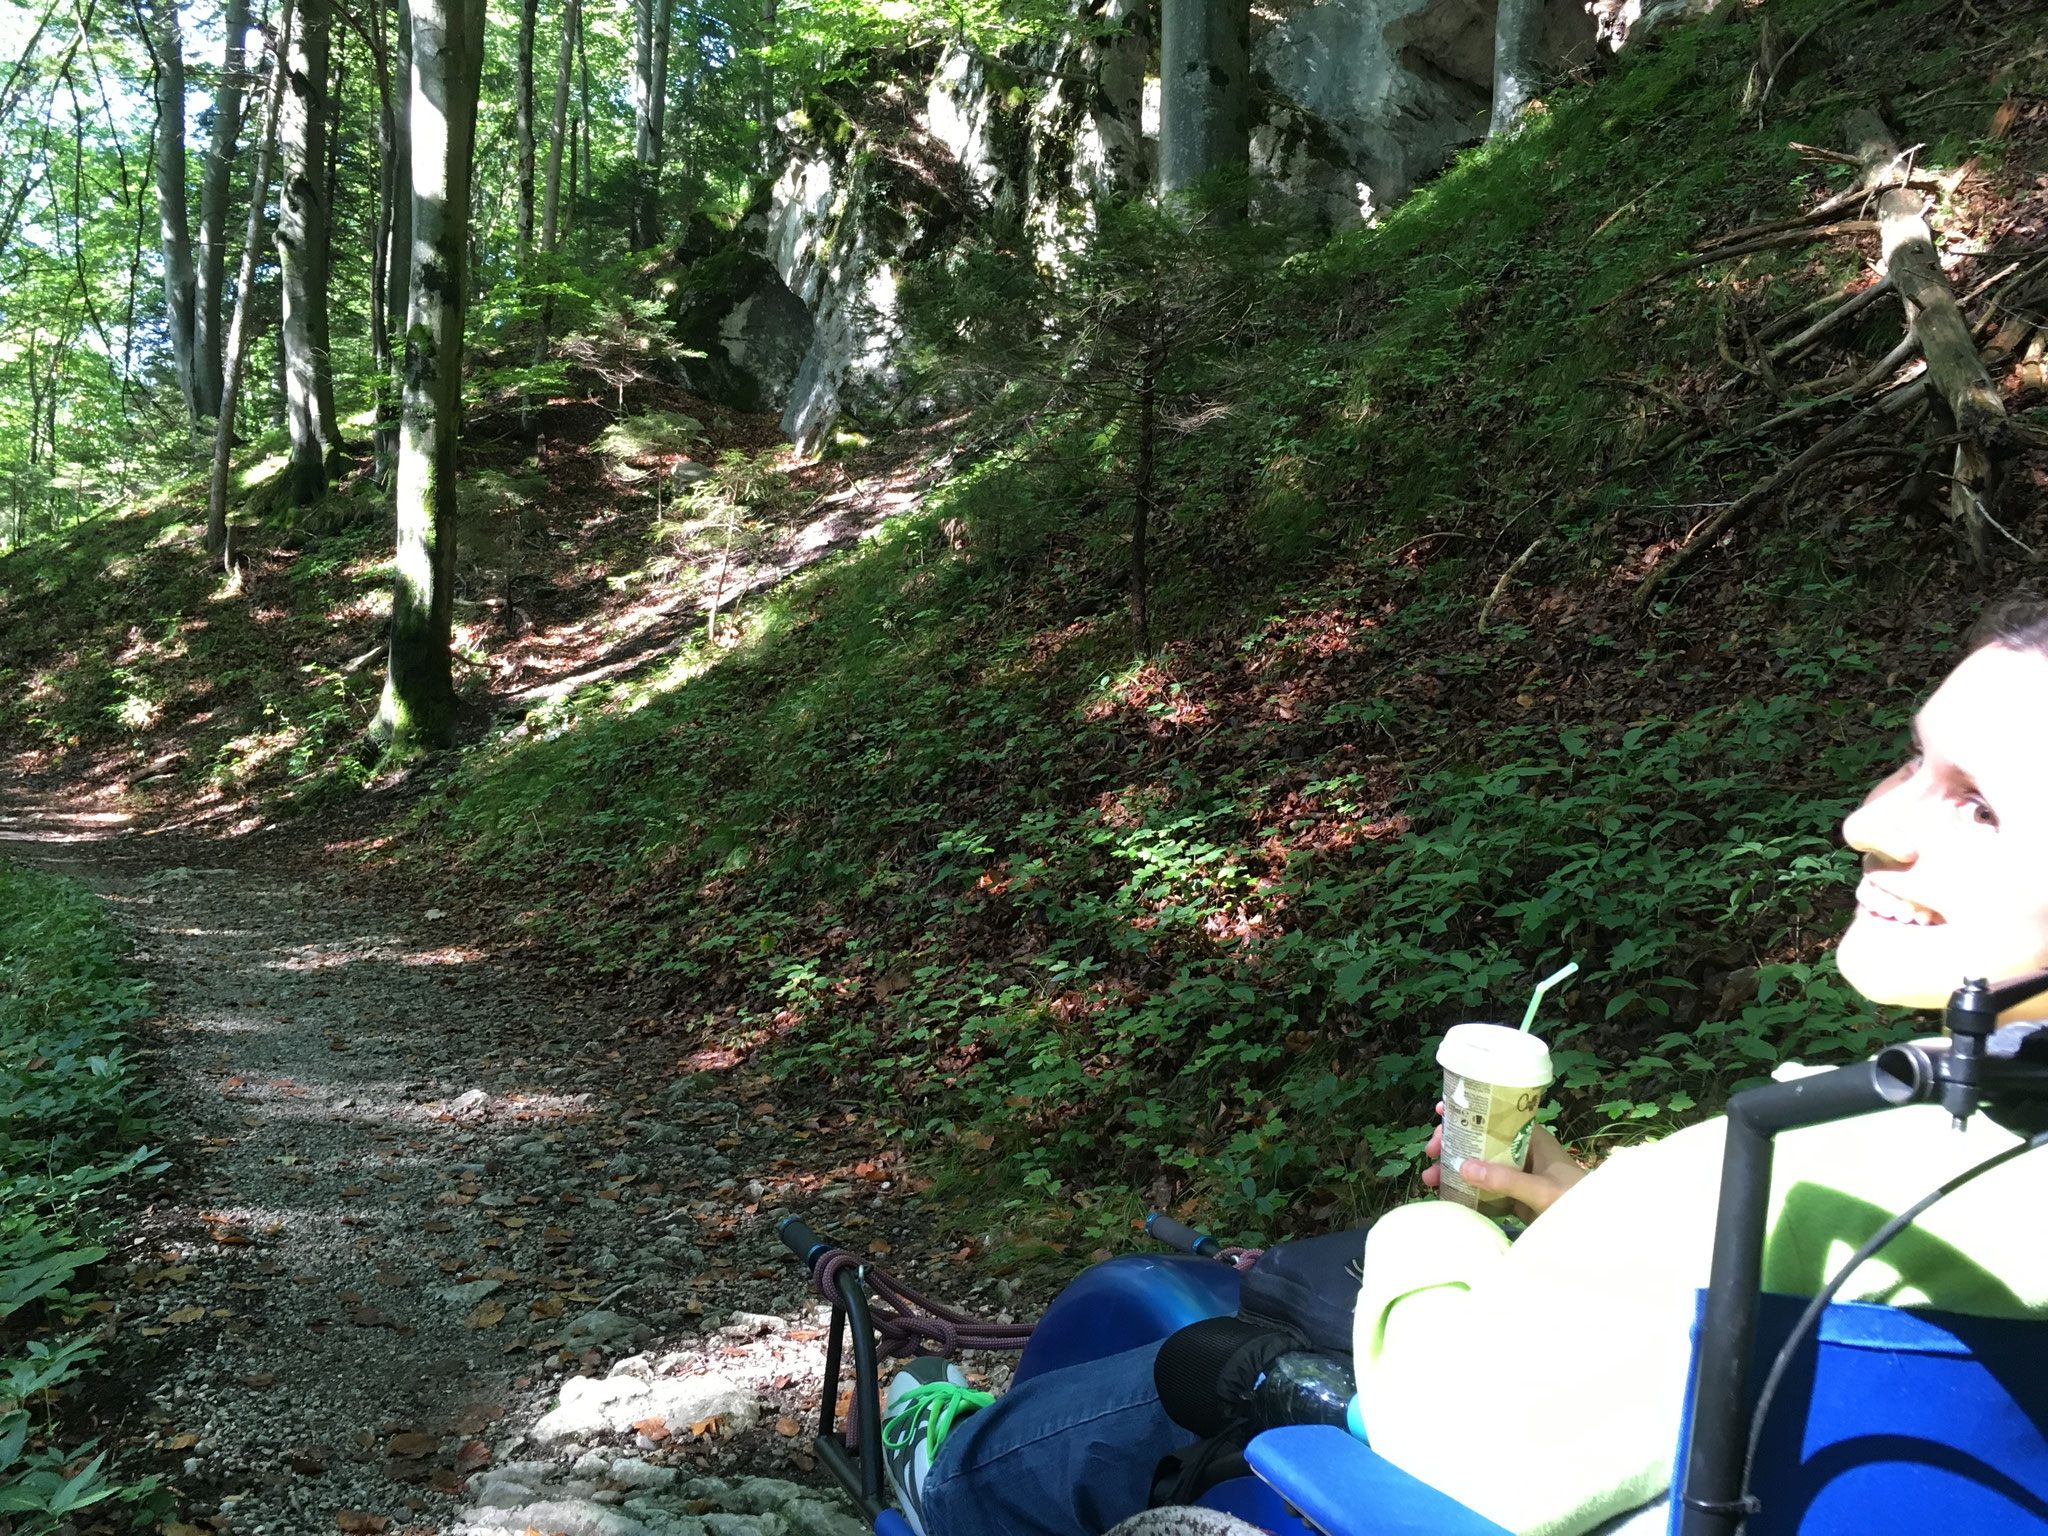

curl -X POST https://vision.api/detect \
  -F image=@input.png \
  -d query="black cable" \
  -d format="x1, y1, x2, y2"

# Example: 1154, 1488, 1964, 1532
1737, 1127, 2048, 1530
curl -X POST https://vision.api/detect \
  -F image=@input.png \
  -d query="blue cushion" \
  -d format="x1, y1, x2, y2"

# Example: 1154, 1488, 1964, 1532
1670, 1292, 2048, 1534
1245, 1425, 1516, 1536
1014, 1254, 1241, 1384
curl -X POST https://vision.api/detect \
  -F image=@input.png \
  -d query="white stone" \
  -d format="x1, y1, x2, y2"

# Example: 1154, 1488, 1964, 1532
530, 1373, 758, 1446
476, 1498, 655, 1536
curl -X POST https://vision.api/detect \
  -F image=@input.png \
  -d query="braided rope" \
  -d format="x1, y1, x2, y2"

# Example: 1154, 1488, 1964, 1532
812, 1248, 1037, 1359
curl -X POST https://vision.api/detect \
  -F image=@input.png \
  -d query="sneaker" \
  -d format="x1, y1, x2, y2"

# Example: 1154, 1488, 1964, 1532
881, 1357, 993, 1536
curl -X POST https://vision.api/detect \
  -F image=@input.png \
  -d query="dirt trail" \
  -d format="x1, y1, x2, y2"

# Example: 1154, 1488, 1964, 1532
0, 776, 920, 1536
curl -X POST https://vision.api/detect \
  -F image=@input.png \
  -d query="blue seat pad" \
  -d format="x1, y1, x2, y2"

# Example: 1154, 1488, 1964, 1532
1246, 1425, 1516, 1536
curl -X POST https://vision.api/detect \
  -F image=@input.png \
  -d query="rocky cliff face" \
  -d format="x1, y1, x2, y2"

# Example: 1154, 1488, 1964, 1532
677, 0, 1613, 454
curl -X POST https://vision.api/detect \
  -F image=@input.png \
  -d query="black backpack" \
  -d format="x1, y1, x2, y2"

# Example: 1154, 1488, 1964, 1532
1148, 1227, 1366, 1506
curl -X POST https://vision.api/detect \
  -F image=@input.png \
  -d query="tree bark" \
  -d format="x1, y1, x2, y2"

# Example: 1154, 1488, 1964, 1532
539, 0, 574, 251
756, 0, 775, 169
209, 0, 293, 555
1489, 0, 1542, 137
193, 0, 251, 419
514, 0, 535, 261
629, 0, 669, 246
146, 0, 200, 423
378, 0, 485, 751
1131, 357, 1155, 656
1158, 0, 1247, 195
1845, 108, 2009, 565
277, 0, 340, 503
385, 0, 411, 347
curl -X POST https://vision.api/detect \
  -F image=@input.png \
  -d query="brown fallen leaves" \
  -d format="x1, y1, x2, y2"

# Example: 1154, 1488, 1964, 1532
465, 1301, 508, 1330
335, 1513, 388, 1533
385, 1432, 438, 1460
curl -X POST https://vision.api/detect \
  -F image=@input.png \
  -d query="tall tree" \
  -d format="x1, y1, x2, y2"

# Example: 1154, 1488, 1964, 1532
538, 0, 575, 251
756, 0, 774, 168
378, 0, 485, 749
193, 0, 251, 419
628, 0, 669, 247
514, 0, 535, 260
1158, 0, 1248, 195
276, 0, 340, 502
1489, 0, 1542, 136
145, 0, 200, 421
208, 0, 293, 554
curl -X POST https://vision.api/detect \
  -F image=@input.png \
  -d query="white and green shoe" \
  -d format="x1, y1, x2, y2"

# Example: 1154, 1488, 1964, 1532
881, 1357, 994, 1536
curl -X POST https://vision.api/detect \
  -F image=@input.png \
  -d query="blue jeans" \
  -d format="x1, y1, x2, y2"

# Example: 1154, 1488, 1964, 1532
920, 1342, 1191, 1536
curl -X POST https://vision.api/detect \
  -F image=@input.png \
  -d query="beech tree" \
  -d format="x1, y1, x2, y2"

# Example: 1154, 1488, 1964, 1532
1490, 0, 1542, 136
629, 0, 670, 248
379, 0, 487, 750
277, 0, 342, 502
1158, 0, 1248, 195
193, 0, 252, 419
209, 0, 294, 554
145, 0, 199, 422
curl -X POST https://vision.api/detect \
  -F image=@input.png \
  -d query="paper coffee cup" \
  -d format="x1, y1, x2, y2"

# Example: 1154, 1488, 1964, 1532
1436, 1023, 1554, 1217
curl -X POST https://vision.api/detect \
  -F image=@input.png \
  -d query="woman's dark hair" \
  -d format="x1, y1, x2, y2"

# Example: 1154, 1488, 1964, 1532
1968, 598, 2048, 657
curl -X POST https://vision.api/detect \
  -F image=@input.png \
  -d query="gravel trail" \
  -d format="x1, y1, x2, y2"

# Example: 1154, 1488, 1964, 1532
1, 779, 924, 1536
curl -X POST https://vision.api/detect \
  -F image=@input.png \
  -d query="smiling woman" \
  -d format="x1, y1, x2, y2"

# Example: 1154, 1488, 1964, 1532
1837, 601, 2048, 1012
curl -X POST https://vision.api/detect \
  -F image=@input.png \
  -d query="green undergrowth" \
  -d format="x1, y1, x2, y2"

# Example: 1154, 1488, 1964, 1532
415, 0, 2024, 1252
0, 862, 165, 1533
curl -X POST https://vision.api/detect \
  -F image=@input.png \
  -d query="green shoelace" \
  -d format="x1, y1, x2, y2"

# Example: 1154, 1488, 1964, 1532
882, 1380, 996, 1459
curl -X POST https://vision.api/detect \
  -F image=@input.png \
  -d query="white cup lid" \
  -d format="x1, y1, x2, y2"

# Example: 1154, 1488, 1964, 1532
1437, 1022, 1554, 1089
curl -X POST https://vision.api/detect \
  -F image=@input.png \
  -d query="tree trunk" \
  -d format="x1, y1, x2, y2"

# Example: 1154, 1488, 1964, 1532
147, 0, 200, 423
1489, 0, 1542, 136
278, 0, 340, 503
385, 0, 411, 347
515, 0, 536, 262
539, 0, 574, 250
630, 0, 669, 247
757, 0, 775, 169
379, 0, 485, 751
1158, 0, 1247, 195
375, 0, 411, 475
209, 0, 294, 555
194, 0, 251, 420
1131, 359, 1155, 657
574, 5, 588, 224
1845, 108, 2009, 566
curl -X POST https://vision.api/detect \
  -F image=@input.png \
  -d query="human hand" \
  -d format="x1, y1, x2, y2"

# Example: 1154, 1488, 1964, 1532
1420, 1103, 1588, 1221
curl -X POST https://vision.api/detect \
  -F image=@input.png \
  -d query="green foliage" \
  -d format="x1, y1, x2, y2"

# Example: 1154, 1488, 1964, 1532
0, 863, 165, 1532
416, 0, 1994, 1256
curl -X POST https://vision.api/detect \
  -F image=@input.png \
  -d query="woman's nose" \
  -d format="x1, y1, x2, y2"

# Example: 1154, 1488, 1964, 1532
1843, 766, 1920, 863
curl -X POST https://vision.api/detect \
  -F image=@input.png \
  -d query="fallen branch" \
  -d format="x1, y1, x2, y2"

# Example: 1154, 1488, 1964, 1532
1770, 273, 1895, 361
1846, 107, 2010, 565
1633, 378, 1928, 612
1746, 334, 1923, 438
1477, 536, 1545, 634
1595, 222, 1879, 313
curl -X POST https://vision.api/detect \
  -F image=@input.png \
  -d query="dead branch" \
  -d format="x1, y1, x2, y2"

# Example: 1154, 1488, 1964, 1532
1771, 274, 1894, 361
1594, 222, 1879, 313
1633, 378, 1928, 612
1746, 334, 1923, 438
1477, 536, 1544, 634
1845, 107, 2010, 565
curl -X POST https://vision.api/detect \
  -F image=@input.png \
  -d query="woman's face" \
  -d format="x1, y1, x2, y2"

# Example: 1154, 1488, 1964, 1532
1839, 644, 2048, 1014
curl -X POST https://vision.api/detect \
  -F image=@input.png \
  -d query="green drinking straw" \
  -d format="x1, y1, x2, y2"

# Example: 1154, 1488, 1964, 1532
1520, 961, 1580, 1032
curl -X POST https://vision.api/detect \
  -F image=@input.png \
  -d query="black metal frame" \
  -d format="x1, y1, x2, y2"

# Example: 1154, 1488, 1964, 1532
814, 1263, 889, 1520
1678, 968, 2048, 1536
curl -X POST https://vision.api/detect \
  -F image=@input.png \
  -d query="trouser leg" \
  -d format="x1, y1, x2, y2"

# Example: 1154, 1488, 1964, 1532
918, 1342, 1191, 1536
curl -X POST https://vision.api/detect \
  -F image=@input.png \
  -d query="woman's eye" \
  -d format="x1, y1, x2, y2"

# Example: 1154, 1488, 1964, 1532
1971, 799, 1999, 828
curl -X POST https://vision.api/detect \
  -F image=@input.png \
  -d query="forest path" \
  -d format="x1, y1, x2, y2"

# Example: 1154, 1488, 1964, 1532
1, 775, 889, 1536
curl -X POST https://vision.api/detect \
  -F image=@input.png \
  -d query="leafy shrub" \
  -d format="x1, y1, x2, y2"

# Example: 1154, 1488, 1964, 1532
0, 863, 164, 1532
